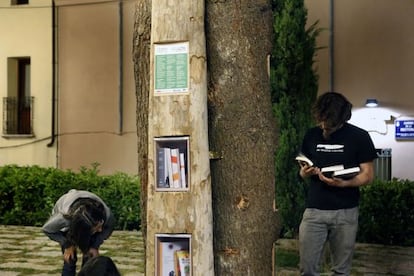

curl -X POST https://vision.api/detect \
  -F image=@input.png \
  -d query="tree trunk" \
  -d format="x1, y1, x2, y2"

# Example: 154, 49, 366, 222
136, 0, 215, 275
206, 1, 281, 275
133, 0, 151, 271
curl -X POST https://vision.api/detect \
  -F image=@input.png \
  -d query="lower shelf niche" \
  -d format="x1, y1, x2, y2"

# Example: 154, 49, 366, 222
155, 136, 189, 191
156, 233, 191, 276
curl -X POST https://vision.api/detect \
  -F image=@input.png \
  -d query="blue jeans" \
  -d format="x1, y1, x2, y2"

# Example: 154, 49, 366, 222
299, 207, 359, 276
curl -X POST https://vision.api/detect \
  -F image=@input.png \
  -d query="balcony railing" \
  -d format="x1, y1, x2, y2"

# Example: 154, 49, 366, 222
3, 96, 34, 135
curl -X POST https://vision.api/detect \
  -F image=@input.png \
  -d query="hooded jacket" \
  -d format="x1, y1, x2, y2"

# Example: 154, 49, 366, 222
42, 189, 115, 249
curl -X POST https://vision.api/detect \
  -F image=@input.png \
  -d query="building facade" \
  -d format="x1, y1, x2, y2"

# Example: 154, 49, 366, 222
0, 0, 138, 175
2, 0, 414, 179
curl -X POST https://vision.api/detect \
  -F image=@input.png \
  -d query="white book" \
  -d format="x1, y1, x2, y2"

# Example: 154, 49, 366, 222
321, 164, 345, 175
179, 153, 187, 188
332, 167, 361, 179
321, 164, 360, 179
295, 153, 314, 167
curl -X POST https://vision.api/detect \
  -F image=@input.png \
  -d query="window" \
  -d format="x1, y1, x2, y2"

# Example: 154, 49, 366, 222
3, 57, 33, 136
11, 0, 29, 5
374, 148, 392, 180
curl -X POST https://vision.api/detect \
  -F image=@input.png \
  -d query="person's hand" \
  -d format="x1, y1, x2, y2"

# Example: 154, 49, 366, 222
63, 246, 76, 263
299, 163, 319, 178
318, 171, 347, 187
88, 247, 99, 258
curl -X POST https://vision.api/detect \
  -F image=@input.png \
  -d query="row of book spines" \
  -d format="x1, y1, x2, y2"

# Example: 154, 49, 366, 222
157, 147, 187, 189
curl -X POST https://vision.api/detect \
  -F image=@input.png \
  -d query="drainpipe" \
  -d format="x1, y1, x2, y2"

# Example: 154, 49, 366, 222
329, 0, 334, 92
118, 1, 124, 134
47, 0, 56, 147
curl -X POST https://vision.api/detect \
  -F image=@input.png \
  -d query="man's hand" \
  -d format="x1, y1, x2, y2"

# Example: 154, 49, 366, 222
318, 172, 347, 187
63, 246, 76, 263
299, 163, 319, 179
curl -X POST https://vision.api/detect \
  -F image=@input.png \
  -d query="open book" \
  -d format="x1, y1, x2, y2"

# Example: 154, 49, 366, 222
295, 154, 360, 179
321, 165, 360, 179
295, 153, 314, 167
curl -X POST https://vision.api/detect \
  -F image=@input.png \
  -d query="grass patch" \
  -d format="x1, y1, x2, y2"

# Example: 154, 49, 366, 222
275, 247, 299, 268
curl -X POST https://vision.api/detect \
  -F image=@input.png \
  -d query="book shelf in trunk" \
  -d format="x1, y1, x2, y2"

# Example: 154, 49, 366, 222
146, 1, 214, 275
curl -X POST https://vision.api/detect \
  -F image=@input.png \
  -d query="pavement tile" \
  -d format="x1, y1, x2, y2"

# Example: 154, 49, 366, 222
0, 225, 144, 275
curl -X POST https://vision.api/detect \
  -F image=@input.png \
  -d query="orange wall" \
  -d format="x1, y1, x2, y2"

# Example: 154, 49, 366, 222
56, 0, 137, 175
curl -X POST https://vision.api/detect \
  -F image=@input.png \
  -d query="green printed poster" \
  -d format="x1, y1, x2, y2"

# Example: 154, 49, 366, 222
155, 42, 189, 93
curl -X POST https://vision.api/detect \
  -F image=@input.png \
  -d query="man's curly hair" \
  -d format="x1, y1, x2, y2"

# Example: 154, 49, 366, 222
312, 92, 352, 128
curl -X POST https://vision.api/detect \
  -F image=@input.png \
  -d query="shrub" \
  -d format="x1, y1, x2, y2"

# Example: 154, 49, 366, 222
358, 178, 414, 246
271, 0, 320, 237
0, 164, 140, 230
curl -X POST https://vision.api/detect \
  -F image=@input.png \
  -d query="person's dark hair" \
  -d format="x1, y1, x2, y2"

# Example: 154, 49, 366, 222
65, 198, 105, 253
77, 256, 121, 276
312, 91, 352, 127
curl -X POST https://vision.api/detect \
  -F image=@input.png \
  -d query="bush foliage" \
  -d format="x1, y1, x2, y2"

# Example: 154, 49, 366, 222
358, 178, 414, 246
0, 165, 412, 245
271, 0, 320, 237
0, 164, 140, 230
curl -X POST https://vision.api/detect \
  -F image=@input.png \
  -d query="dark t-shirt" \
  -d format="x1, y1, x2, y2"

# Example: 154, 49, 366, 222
301, 123, 377, 210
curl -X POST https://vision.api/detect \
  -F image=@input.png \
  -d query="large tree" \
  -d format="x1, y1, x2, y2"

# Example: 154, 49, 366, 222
206, 1, 280, 275
134, 0, 280, 274
133, 0, 151, 270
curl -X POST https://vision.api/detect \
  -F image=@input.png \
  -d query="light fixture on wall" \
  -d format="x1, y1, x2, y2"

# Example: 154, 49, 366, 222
365, 98, 378, 107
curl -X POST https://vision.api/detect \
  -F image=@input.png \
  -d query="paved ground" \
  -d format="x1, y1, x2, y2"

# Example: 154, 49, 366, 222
1, 225, 414, 275
276, 239, 414, 276
0, 225, 144, 276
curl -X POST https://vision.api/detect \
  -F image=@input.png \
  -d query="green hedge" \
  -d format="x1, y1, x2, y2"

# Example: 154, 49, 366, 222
358, 178, 414, 246
0, 164, 140, 230
2, 164, 412, 245
275, 177, 414, 246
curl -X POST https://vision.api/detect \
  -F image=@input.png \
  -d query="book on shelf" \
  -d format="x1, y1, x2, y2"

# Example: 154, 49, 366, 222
321, 164, 360, 179
295, 153, 314, 167
179, 153, 187, 188
165, 148, 174, 188
170, 148, 181, 188
157, 146, 188, 190
157, 147, 170, 188
158, 240, 189, 276
174, 250, 190, 276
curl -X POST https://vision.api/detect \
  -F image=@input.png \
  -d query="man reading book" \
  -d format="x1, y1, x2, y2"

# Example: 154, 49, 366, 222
298, 92, 377, 275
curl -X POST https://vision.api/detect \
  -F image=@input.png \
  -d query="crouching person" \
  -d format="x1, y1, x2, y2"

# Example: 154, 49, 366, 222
42, 189, 115, 276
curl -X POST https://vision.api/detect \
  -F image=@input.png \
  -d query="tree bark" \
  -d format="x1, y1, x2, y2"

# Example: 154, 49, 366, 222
133, 0, 151, 271
138, 0, 214, 275
206, 1, 281, 275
